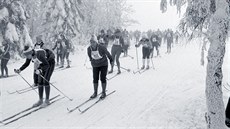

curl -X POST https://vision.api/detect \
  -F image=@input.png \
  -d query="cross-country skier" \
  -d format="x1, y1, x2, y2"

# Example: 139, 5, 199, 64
87, 35, 113, 99
60, 34, 71, 68
15, 45, 51, 108
150, 32, 160, 57
52, 39, 63, 66
135, 34, 152, 69
0, 41, 10, 78
108, 29, 124, 74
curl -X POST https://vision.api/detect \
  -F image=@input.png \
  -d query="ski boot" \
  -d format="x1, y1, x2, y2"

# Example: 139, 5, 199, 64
90, 92, 97, 99
141, 66, 145, 70
117, 69, 121, 74
40, 99, 50, 108
32, 99, 43, 107
100, 92, 106, 99
146, 65, 149, 70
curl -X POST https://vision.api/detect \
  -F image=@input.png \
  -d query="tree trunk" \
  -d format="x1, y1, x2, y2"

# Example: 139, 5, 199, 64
205, 0, 229, 128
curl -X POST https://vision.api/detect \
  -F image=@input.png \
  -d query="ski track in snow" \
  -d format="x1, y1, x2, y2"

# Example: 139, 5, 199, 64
0, 39, 229, 129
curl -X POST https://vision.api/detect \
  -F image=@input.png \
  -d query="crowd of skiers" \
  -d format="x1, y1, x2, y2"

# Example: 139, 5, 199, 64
0, 29, 182, 108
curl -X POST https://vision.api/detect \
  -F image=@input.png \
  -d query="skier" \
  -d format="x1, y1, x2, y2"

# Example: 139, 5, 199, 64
150, 32, 160, 57
97, 29, 109, 48
15, 45, 51, 108
166, 30, 173, 54
52, 39, 63, 66
35, 41, 55, 91
135, 34, 152, 69
87, 35, 113, 99
60, 34, 71, 68
0, 41, 10, 78
123, 30, 130, 57
108, 29, 124, 74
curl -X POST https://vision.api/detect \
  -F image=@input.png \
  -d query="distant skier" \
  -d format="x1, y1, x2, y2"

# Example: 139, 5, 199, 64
52, 39, 63, 66
135, 34, 152, 69
166, 30, 173, 54
87, 35, 113, 99
108, 29, 124, 74
150, 32, 160, 57
60, 34, 71, 68
0, 41, 10, 78
15, 45, 51, 108
123, 30, 130, 57
97, 29, 109, 48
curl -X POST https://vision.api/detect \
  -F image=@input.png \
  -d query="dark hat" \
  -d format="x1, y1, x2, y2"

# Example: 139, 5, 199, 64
35, 41, 44, 47
23, 45, 33, 56
101, 29, 105, 33
115, 29, 121, 34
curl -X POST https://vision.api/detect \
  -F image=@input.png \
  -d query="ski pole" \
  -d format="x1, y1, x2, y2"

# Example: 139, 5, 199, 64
135, 44, 139, 69
14, 70, 38, 95
114, 64, 130, 72
150, 58, 155, 69
127, 55, 134, 59
38, 74, 73, 101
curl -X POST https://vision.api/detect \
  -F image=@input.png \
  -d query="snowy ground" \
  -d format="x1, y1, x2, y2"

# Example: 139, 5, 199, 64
0, 39, 229, 129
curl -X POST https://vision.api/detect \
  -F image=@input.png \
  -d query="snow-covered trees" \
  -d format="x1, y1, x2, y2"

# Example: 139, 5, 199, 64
0, 0, 32, 56
160, 0, 230, 128
81, 0, 134, 36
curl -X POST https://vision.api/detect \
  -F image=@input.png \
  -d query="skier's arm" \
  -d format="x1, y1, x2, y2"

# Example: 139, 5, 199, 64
52, 43, 57, 50
102, 46, 113, 63
19, 58, 32, 71
87, 47, 92, 61
3, 44, 10, 55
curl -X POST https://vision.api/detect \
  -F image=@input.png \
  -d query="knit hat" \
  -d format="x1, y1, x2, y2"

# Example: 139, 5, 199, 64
90, 35, 97, 44
23, 45, 33, 56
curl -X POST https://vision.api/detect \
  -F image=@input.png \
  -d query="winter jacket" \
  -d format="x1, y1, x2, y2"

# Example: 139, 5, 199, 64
87, 44, 113, 67
20, 49, 49, 72
52, 41, 63, 55
136, 38, 152, 49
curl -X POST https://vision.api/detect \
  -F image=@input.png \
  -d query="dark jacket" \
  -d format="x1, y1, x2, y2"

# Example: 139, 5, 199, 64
20, 49, 49, 72
87, 44, 113, 67
1, 44, 10, 59
52, 41, 63, 55
150, 34, 160, 46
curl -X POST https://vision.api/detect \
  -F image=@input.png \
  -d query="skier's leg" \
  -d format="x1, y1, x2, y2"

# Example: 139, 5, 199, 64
66, 51, 70, 68
4, 59, 9, 77
100, 65, 108, 99
33, 75, 44, 107
115, 46, 122, 74
90, 67, 100, 98
1, 59, 5, 77
109, 45, 116, 73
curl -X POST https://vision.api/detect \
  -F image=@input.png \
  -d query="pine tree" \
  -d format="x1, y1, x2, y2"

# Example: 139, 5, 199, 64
161, 0, 230, 128
0, 0, 32, 57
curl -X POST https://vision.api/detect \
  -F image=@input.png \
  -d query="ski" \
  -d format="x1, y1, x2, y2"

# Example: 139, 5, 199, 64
0, 94, 60, 123
139, 67, 154, 74
107, 72, 124, 81
78, 90, 116, 114
7, 86, 38, 94
133, 69, 142, 74
2, 95, 64, 126
67, 92, 104, 113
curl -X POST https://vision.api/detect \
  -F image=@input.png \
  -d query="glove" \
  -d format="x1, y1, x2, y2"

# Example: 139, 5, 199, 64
35, 69, 42, 75
14, 69, 21, 74
135, 44, 138, 47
